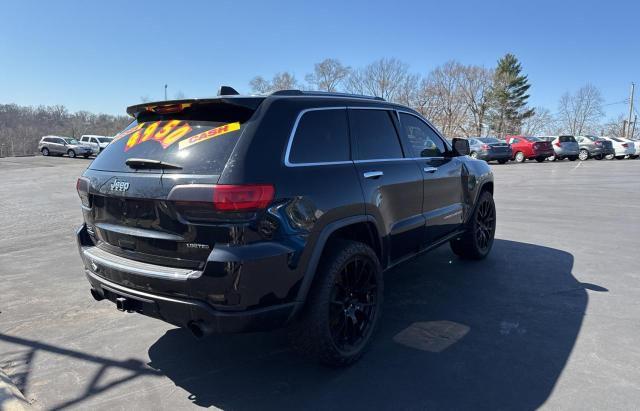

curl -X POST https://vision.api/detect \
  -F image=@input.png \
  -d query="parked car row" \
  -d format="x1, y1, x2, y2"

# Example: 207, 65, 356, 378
464, 135, 639, 163
38, 135, 114, 158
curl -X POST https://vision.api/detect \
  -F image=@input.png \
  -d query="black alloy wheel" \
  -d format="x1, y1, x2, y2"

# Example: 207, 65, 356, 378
474, 194, 496, 253
329, 256, 378, 352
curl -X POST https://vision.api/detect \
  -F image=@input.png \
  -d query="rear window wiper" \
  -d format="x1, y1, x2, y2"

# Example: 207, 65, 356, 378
125, 158, 182, 170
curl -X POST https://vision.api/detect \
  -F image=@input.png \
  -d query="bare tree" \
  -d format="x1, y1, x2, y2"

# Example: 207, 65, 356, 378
601, 115, 627, 137
458, 65, 493, 136
305, 58, 351, 92
414, 78, 441, 120
249, 76, 272, 94
557, 84, 604, 135
393, 73, 421, 109
424, 61, 468, 137
345, 58, 409, 100
271, 72, 298, 91
520, 107, 556, 135
0, 104, 130, 157
249, 72, 298, 94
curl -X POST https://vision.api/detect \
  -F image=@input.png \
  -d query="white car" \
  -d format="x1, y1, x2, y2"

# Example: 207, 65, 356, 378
80, 135, 114, 153
617, 137, 640, 159
599, 136, 635, 159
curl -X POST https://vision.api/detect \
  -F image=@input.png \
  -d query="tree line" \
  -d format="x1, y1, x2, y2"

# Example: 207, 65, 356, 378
250, 54, 638, 139
0, 104, 130, 157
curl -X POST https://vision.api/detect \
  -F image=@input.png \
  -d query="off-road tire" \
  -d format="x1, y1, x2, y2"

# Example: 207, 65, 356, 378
450, 190, 496, 260
288, 240, 383, 367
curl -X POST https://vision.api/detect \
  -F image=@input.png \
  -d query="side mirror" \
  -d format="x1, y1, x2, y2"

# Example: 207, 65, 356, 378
451, 138, 470, 156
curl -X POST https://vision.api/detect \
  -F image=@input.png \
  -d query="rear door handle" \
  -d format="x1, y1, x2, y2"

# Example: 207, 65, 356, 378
363, 171, 384, 179
423, 167, 437, 173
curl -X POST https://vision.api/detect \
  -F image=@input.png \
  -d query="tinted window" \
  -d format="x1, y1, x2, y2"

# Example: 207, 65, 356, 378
399, 113, 446, 157
478, 137, 501, 143
610, 137, 623, 142
559, 136, 576, 143
289, 109, 349, 164
524, 136, 541, 142
349, 109, 403, 160
90, 103, 256, 174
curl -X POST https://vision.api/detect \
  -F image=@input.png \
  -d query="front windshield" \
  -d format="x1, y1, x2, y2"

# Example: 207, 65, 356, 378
63, 138, 79, 144
98, 137, 113, 143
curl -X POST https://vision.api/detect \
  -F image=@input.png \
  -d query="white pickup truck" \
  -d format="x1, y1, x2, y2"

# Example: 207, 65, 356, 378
80, 135, 114, 154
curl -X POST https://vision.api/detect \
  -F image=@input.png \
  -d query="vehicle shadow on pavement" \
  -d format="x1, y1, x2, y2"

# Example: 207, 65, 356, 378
147, 239, 591, 410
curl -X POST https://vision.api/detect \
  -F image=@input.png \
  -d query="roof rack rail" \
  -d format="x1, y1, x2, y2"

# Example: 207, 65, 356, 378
270, 89, 385, 101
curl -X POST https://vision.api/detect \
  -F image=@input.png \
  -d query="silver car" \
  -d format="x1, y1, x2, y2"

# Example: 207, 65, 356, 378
540, 135, 579, 161
38, 136, 94, 158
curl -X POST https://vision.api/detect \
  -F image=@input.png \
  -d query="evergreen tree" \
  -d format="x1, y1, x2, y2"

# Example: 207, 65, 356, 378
488, 53, 534, 136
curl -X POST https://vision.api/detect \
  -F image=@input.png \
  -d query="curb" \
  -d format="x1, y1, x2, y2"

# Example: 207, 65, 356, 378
0, 369, 30, 411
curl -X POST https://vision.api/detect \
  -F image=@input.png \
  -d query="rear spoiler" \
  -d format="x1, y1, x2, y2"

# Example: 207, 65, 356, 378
126, 97, 265, 118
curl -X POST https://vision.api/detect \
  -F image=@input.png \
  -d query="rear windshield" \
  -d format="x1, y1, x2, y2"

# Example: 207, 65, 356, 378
98, 137, 113, 143
477, 137, 500, 143
559, 136, 576, 142
524, 136, 541, 142
89, 103, 256, 174
609, 137, 623, 142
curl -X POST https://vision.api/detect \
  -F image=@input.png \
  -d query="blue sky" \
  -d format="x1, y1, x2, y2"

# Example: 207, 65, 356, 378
1, 0, 638, 118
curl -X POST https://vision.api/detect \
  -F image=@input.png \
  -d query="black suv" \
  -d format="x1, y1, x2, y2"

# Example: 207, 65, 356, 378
76, 88, 495, 366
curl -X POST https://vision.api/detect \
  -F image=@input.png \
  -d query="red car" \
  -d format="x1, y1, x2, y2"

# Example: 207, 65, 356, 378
505, 135, 555, 163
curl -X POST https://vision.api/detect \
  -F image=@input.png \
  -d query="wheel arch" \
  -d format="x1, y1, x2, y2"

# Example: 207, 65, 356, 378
291, 215, 383, 317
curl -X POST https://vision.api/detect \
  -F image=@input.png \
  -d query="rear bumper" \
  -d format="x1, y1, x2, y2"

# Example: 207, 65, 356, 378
85, 269, 296, 333
76, 223, 302, 333
476, 151, 512, 161
530, 149, 555, 158
553, 148, 579, 157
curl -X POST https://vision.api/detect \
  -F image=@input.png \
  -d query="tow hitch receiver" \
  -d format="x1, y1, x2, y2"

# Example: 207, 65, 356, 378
115, 297, 131, 312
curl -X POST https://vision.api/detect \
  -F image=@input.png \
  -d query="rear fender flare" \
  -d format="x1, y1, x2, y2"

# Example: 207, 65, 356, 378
290, 215, 382, 318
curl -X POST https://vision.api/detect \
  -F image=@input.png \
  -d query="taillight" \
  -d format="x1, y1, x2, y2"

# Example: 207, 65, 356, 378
213, 185, 275, 211
554, 141, 561, 148
595, 141, 602, 146
76, 177, 91, 208
622, 143, 629, 148
168, 184, 275, 213
481, 144, 490, 150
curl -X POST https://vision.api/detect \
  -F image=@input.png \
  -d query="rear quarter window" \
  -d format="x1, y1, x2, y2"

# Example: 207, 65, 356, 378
288, 109, 350, 164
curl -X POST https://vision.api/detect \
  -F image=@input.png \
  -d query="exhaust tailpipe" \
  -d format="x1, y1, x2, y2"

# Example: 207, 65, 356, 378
90, 288, 104, 302
188, 321, 213, 339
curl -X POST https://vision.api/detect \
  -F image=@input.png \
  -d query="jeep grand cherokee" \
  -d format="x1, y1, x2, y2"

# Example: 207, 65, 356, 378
76, 87, 495, 366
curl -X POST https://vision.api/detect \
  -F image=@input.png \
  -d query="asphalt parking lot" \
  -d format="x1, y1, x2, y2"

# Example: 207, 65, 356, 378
0, 156, 639, 410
